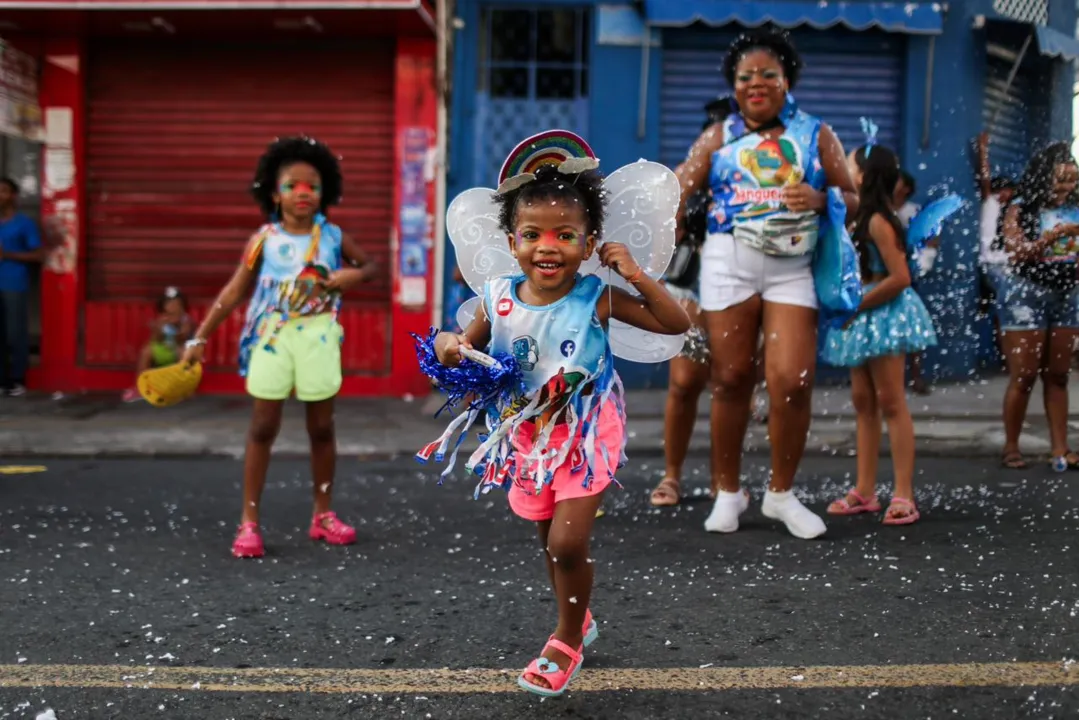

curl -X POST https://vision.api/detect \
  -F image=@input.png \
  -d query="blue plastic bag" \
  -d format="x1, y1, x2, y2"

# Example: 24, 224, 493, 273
812, 187, 862, 329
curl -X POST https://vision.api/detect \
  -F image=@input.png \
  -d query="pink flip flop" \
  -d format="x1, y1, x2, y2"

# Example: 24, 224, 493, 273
309, 511, 357, 546
517, 636, 584, 697
827, 490, 882, 516
882, 497, 920, 526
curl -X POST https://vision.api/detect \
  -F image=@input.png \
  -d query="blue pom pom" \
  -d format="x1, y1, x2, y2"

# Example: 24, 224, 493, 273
412, 329, 526, 415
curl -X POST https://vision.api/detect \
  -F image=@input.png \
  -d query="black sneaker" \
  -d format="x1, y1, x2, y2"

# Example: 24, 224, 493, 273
7, 383, 27, 397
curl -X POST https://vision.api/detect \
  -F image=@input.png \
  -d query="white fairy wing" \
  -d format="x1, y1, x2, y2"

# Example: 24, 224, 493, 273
585, 160, 684, 364
455, 295, 484, 332
601, 160, 680, 275
446, 188, 515, 296
595, 270, 685, 363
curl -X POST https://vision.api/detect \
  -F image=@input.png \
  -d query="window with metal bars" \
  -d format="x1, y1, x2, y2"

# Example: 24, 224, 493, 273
992, 0, 1048, 25
478, 7, 590, 101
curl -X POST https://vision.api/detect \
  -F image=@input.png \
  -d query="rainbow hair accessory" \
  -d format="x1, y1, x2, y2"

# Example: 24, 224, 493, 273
496, 129, 601, 195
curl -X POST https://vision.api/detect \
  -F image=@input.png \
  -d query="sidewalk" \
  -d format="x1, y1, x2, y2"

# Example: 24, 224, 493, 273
1, 375, 1077, 459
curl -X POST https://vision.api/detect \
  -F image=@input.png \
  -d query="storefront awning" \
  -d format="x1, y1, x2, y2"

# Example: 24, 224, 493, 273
981, 17, 1079, 63
642, 1, 945, 35
1034, 25, 1079, 63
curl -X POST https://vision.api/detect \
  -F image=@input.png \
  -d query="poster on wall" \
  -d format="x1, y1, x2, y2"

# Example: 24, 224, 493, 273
43, 198, 77, 275
0, 39, 45, 142
399, 126, 432, 280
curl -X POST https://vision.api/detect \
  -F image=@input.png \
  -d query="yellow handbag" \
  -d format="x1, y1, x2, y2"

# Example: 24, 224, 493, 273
137, 361, 203, 407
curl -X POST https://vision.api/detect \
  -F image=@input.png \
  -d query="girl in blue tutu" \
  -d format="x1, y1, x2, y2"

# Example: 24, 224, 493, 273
823, 144, 937, 525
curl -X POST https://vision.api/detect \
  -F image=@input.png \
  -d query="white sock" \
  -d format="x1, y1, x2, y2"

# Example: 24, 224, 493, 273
761, 489, 827, 539
704, 490, 749, 533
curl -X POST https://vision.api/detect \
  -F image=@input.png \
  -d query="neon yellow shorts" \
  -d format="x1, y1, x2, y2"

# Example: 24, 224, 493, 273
245, 313, 343, 402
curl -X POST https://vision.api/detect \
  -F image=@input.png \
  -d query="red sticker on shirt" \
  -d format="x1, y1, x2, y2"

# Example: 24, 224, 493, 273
496, 298, 514, 316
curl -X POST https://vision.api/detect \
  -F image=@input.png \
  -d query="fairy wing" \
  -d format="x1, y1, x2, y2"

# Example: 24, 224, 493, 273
455, 295, 484, 332
583, 160, 685, 364
446, 188, 515, 297
907, 194, 965, 252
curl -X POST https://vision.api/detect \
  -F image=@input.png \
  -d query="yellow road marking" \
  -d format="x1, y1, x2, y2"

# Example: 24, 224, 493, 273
0, 465, 46, 475
0, 662, 1075, 695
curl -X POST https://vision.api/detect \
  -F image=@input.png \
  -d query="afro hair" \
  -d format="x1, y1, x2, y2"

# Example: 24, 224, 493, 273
493, 165, 608, 238
722, 28, 804, 91
250, 136, 343, 218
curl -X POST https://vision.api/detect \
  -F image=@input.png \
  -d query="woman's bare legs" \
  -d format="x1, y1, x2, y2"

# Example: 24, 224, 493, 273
1041, 327, 1079, 462
757, 301, 826, 539
1000, 329, 1046, 468
654, 353, 709, 506
701, 296, 760, 532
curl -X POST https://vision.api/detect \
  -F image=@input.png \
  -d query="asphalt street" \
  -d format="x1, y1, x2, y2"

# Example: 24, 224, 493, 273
1, 455, 1077, 719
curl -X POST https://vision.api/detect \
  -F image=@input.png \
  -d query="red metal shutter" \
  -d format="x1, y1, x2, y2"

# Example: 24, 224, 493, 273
84, 40, 394, 374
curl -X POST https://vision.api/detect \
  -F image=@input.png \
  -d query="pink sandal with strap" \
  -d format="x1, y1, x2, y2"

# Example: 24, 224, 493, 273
827, 490, 882, 516
517, 636, 584, 697
309, 511, 357, 546
232, 522, 265, 558
582, 609, 598, 647
882, 497, 920, 526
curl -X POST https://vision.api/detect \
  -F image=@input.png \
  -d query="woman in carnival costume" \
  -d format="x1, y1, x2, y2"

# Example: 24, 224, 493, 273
415, 130, 690, 696
182, 137, 375, 558
675, 29, 859, 538
994, 142, 1079, 471
823, 144, 937, 525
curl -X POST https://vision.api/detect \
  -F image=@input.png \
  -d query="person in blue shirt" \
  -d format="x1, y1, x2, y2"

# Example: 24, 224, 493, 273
0, 177, 44, 396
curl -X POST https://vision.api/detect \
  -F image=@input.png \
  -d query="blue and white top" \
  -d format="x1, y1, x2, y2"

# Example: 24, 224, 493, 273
484, 273, 613, 397
709, 94, 826, 257
237, 214, 344, 375
1006, 201, 1079, 290
416, 272, 627, 496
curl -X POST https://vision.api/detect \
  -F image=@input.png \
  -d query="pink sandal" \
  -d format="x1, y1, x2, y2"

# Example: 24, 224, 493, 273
232, 522, 265, 558
882, 497, 920, 526
827, 490, 882, 516
517, 636, 584, 697
582, 609, 598, 647
309, 511, 357, 546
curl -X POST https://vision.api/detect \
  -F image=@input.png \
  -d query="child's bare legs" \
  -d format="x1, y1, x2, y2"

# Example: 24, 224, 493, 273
305, 398, 337, 518
525, 493, 604, 689
135, 344, 154, 376
122, 345, 156, 401
241, 399, 284, 525
868, 354, 917, 513
850, 365, 882, 499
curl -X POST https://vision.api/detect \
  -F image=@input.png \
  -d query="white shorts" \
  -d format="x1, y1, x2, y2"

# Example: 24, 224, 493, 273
698, 232, 818, 312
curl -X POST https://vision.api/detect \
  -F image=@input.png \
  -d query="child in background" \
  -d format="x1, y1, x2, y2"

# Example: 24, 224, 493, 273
122, 286, 193, 403
824, 144, 937, 525
181, 136, 374, 558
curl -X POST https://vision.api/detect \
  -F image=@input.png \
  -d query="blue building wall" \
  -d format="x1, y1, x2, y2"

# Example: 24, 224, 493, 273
446, 0, 1076, 387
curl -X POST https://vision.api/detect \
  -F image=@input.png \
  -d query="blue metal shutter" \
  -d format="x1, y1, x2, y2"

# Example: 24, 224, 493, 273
982, 56, 1036, 180
660, 28, 905, 169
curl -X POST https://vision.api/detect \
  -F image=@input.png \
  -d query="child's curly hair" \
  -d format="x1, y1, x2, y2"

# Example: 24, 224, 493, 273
250, 136, 343, 218
494, 165, 608, 238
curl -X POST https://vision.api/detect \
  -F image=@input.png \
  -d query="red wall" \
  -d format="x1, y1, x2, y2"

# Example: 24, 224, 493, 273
28, 36, 85, 394
28, 33, 438, 397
